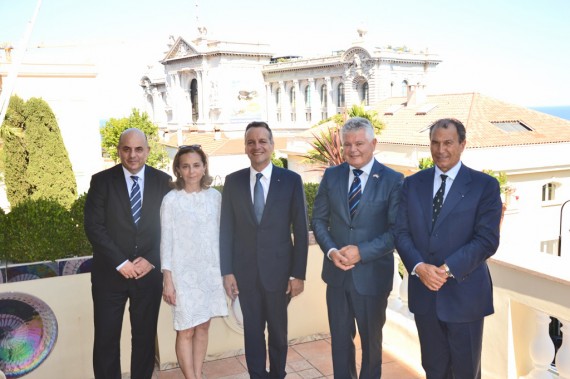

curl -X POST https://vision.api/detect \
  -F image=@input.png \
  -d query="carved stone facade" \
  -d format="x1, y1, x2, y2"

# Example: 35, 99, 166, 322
141, 35, 440, 135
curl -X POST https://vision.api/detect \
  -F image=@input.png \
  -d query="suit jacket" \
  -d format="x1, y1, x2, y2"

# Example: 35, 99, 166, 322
219, 166, 309, 292
312, 160, 403, 297
394, 164, 502, 322
84, 164, 172, 289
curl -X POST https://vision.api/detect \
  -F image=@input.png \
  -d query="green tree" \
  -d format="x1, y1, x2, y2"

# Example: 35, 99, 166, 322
25, 98, 77, 208
100, 109, 169, 169
3, 95, 77, 208
418, 157, 434, 169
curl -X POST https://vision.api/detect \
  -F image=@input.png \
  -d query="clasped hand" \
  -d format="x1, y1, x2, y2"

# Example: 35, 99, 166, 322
118, 257, 153, 280
415, 263, 448, 291
331, 245, 361, 271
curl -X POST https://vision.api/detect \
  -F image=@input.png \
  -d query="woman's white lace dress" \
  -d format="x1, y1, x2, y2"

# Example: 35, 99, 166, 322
160, 188, 228, 330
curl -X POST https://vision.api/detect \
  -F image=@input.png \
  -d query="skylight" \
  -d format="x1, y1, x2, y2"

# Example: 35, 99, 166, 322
491, 121, 532, 132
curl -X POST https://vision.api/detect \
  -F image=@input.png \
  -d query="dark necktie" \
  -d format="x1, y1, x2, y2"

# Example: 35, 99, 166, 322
348, 169, 363, 218
254, 173, 265, 224
432, 174, 448, 227
130, 176, 142, 226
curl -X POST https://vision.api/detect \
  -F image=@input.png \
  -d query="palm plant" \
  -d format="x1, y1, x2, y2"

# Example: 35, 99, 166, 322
303, 125, 344, 169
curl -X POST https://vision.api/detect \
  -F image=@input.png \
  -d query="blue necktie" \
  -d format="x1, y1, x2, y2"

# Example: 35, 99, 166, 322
432, 174, 448, 227
348, 169, 363, 218
130, 176, 142, 226
254, 173, 265, 224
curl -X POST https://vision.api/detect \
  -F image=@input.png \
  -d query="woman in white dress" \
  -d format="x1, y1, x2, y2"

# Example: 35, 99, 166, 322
160, 145, 228, 379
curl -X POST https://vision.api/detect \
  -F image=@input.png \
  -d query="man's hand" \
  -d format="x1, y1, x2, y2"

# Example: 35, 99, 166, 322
415, 263, 447, 291
330, 249, 355, 271
223, 274, 239, 300
338, 245, 361, 266
133, 257, 154, 279
286, 278, 304, 298
118, 261, 138, 279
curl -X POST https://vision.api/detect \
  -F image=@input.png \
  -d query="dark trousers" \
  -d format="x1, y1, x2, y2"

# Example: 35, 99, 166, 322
414, 299, 484, 379
238, 279, 289, 379
92, 281, 162, 379
326, 272, 389, 379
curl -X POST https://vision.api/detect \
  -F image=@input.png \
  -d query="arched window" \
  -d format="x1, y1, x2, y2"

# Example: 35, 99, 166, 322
337, 83, 345, 108
360, 82, 369, 106
402, 80, 409, 97
290, 87, 296, 122
304, 85, 311, 122
320, 84, 328, 119
275, 88, 281, 107
190, 79, 199, 123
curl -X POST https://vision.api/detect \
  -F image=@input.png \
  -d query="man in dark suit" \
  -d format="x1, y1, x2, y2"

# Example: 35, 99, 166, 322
220, 121, 308, 379
394, 118, 503, 379
312, 117, 403, 379
84, 128, 171, 379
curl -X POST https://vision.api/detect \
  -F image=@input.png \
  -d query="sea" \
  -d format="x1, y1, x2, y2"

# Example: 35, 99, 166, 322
530, 106, 570, 121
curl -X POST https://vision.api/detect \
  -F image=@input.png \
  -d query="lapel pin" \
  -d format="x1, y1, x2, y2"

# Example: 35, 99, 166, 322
373, 174, 379, 179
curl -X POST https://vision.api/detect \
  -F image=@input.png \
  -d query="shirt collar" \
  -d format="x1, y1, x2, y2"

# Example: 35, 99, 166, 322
123, 165, 145, 182
349, 157, 375, 176
250, 163, 273, 180
435, 161, 461, 181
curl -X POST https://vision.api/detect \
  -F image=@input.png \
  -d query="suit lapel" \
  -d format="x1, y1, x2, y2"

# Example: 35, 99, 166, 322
140, 165, 156, 227
420, 168, 436, 230
240, 169, 258, 225
112, 165, 134, 225
337, 163, 351, 220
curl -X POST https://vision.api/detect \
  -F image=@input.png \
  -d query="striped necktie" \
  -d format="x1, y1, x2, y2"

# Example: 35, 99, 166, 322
348, 169, 363, 218
130, 176, 142, 226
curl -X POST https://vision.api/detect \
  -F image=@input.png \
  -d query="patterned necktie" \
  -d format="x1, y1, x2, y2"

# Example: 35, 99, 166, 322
348, 169, 363, 218
432, 174, 448, 227
254, 173, 265, 224
130, 176, 142, 226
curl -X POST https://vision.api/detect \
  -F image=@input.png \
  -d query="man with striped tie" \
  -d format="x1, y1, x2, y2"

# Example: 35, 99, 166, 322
312, 117, 403, 379
84, 128, 171, 379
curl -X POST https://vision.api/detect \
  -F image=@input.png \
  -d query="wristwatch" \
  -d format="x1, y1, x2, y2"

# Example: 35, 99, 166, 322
443, 263, 454, 278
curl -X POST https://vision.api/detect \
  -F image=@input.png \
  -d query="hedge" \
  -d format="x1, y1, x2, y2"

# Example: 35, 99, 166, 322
1, 183, 323, 264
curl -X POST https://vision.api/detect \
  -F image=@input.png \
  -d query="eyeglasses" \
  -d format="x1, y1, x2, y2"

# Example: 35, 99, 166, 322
178, 144, 202, 150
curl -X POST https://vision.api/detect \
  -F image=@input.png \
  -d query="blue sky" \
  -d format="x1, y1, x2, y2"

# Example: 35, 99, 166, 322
1, 0, 569, 118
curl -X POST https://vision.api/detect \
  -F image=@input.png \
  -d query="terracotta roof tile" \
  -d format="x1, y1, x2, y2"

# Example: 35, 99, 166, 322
375, 93, 570, 148
163, 132, 287, 156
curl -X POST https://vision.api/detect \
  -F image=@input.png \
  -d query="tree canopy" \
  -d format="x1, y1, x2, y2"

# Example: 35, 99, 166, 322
2, 95, 77, 208
100, 108, 169, 169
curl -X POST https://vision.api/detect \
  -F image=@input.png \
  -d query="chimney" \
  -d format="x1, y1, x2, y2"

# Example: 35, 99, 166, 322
406, 83, 426, 107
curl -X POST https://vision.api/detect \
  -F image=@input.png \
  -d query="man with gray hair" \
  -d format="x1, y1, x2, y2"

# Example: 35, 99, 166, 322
312, 117, 403, 378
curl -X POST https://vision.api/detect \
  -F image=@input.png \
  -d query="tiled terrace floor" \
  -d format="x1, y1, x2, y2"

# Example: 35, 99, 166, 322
156, 337, 425, 379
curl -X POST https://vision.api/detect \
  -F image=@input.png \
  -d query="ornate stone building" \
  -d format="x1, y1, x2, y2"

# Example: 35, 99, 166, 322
140, 29, 441, 135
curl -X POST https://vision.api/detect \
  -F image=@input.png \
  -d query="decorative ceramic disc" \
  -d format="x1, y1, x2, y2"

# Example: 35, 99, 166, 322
0, 292, 58, 378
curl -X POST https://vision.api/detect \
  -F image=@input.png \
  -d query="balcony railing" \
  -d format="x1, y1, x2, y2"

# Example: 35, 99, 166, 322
2, 213, 570, 378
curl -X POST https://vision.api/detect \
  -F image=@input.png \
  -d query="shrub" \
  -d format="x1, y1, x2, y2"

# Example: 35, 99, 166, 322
3, 198, 76, 263
0, 207, 5, 262
70, 193, 92, 256
304, 182, 319, 230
